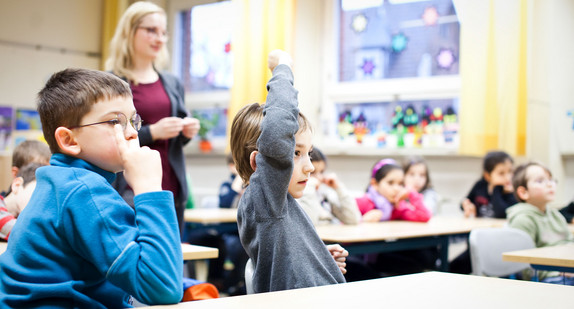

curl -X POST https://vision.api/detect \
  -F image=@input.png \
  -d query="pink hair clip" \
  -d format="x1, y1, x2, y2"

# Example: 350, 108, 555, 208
372, 159, 397, 178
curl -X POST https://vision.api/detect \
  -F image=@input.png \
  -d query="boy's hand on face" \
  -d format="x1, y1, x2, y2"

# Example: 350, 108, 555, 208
268, 49, 293, 72
114, 124, 163, 195
462, 198, 477, 218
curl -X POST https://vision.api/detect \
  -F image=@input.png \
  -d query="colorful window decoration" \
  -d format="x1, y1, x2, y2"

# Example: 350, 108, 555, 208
0, 106, 12, 151
338, 0, 460, 81
332, 99, 459, 149
178, 1, 234, 92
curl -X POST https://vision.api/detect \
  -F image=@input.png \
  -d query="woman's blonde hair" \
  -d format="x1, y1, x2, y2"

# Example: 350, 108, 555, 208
105, 1, 169, 82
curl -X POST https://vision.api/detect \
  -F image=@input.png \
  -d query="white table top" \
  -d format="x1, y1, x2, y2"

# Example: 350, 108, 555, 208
503, 243, 574, 268
184, 208, 238, 224
316, 216, 506, 243
181, 244, 218, 261
148, 271, 573, 309
0, 242, 217, 262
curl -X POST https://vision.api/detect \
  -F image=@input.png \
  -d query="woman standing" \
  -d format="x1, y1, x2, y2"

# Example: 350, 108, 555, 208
106, 1, 200, 236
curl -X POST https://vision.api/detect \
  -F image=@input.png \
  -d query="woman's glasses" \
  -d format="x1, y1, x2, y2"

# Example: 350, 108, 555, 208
69, 113, 142, 132
138, 26, 169, 40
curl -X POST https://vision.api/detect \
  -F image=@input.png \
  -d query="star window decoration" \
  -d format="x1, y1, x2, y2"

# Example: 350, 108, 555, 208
391, 33, 408, 53
436, 48, 456, 70
351, 13, 368, 33
359, 58, 376, 75
422, 6, 439, 26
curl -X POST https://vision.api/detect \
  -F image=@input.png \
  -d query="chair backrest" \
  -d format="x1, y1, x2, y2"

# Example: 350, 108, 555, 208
245, 258, 255, 294
200, 195, 219, 209
469, 227, 535, 277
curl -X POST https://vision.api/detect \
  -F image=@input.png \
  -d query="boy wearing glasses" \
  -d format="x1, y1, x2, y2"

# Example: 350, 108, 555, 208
507, 162, 574, 284
0, 68, 183, 307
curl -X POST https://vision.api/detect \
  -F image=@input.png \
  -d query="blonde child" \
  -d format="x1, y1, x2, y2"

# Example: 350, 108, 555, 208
403, 156, 440, 215
507, 162, 574, 285
0, 68, 182, 307
356, 158, 431, 223
296, 147, 361, 225
230, 50, 347, 293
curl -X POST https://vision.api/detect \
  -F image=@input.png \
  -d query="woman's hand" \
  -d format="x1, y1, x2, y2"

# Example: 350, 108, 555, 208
181, 117, 200, 139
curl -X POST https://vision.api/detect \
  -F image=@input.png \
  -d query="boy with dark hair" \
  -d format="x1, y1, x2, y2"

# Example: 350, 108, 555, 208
0, 162, 44, 240
0, 68, 183, 307
230, 50, 347, 293
1, 140, 50, 197
507, 162, 573, 284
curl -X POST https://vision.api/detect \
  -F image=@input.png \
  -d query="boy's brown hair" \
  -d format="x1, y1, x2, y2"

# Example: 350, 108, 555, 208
512, 162, 552, 202
37, 68, 132, 153
17, 162, 45, 186
230, 102, 311, 185
12, 140, 50, 168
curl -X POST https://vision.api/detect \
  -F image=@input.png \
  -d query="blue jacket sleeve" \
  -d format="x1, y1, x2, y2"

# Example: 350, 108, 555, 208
62, 186, 183, 305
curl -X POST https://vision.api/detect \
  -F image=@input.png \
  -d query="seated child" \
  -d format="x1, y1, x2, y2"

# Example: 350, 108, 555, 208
0, 162, 44, 240
507, 162, 574, 285
461, 151, 517, 218
356, 158, 431, 223
230, 50, 347, 293
0, 68, 183, 307
559, 201, 574, 224
1, 140, 50, 197
403, 156, 440, 215
355, 158, 434, 276
219, 153, 245, 209
296, 147, 361, 225
451, 150, 518, 274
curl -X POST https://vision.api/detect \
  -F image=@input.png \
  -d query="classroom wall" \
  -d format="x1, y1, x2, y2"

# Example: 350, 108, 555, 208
0, 0, 572, 213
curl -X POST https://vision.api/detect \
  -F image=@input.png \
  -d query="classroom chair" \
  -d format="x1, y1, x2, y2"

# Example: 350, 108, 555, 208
245, 258, 255, 294
469, 227, 535, 278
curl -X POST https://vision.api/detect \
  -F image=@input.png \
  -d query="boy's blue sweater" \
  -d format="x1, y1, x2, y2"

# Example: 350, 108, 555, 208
0, 153, 183, 308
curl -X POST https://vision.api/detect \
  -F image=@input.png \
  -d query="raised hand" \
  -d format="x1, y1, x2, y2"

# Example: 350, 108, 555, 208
268, 49, 293, 72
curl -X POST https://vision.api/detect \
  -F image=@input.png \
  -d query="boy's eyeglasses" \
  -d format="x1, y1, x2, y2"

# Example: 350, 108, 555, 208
138, 26, 169, 40
529, 178, 558, 186
69, 113, 142, 132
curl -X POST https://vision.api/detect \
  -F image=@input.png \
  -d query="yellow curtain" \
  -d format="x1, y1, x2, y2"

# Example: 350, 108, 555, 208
226, 0, 296, 146
100, 0, 129, 70
457, 0, 528, 156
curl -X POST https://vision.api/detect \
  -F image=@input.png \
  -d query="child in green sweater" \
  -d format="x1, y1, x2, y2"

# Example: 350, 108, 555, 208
506, 162, 574, 284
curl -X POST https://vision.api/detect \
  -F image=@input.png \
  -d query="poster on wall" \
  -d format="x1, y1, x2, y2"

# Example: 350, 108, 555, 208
13, 108, 44, 147
0, 106, 13, 151
327, 99, 459, 151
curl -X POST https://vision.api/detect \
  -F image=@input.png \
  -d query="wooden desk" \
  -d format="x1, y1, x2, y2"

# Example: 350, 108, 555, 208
503, 243, 574, 273
184, 208, 237, 224
316, 216, 506, 271
181, 244, 218, 261
147, 272, 572, 309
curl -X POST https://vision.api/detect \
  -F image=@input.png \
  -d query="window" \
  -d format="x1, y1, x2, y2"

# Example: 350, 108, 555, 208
170, 0, 234, 108
319, 0, 461, 154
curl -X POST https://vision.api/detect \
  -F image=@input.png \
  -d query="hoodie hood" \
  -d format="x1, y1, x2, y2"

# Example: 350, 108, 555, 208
506, 202, 543, 220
